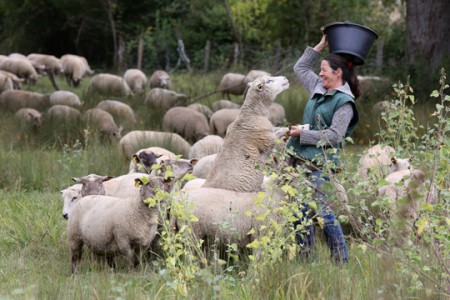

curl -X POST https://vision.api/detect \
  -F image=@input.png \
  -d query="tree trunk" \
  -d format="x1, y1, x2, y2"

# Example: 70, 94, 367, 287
224, 0, 241, 68
203, 40, 211, 73
103, 0, 118, 70
117, 35, 125, 71
375, 40, 384, 73
406, 0, 450, 72
137, 38, 144, 69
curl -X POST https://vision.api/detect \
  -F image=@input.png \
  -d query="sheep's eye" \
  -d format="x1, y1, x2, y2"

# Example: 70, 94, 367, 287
257, 83, 263, 90
71, 196, 78, 202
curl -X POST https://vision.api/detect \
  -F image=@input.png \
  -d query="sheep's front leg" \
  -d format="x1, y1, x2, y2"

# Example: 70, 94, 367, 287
70, 240, 83, 274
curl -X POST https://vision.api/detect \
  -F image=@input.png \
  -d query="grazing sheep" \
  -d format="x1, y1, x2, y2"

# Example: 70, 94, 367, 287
148, 70, 171, 89
0, 57, 40, 84
49, 90, 82, 107
269, 102, 286, 126
0, 72, 14, 92
15, 108, 43, 128
357, 144, 396, 180
209, 108, 240, 137
210, 99, 241, 112
47, 105, 81, 121
27, 53, 64, 75
0, 70, 24, 89
162, 106, 210, 144
119, 130, 191, 160
0, 90, 50, 112
145, 88, 188, 110
96, 100, 136, 125
188, 135, 223, 159
83, 108, 122, 141
124, 68, 147, 95
204, 76, 289, 192
87, 73, 131, 98
67, 176, 172, 273
217, 73, 246, 99
191, 153, 217, 179
187, 103, 214, 119
242, 70, 272, 86
60, 54, 87, 87
128, 146, 177, 173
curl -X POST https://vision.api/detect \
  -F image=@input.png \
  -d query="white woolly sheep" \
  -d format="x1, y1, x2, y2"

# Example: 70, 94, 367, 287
15, 108, 43, 128
60, 54, 92, 87
269, 102, 286, 126
119, 130, 191, 160
96, 99, 136, 125
204, 76, 289, 192
217, 73, 246, 99
48, 105, 81, 121
210, 99, 241, 112
209, 108, 240, 137
128, 146, 177, 173
357, 144, 396, 180
49, 90, 82, 107
67, 176, 172, 273
148, 70, 171, 89
162, 106, 210, 144
187, 103, 214, 119
0, 57, 40, 84
0, 72, 14, 92
27, 53, 64, 75
124, 68, 147, 95
0, 90, 50, 112
87, 73, 131, 98
0, 70, 24, 89
188, 135, 223, 159
191, 153, 217, 179
145, 88, 188, 110
83, 108, 123, 141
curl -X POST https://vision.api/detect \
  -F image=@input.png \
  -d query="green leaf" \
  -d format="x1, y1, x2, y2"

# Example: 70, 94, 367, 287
430, 90, 439, 97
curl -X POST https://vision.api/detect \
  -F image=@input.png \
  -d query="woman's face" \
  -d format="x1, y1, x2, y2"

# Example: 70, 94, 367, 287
319, 60, 342, 91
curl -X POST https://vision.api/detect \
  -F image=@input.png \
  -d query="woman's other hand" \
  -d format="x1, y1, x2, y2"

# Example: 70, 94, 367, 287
313, 34, 328, 52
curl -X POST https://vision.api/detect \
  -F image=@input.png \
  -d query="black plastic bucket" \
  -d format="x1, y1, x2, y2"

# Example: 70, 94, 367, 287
321, 21, 378, 65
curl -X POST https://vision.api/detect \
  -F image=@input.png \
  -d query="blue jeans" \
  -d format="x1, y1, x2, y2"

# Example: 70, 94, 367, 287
294, 169, 348, 263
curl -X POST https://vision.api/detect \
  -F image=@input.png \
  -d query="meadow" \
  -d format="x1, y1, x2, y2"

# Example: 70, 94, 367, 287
0, 70, 448, 299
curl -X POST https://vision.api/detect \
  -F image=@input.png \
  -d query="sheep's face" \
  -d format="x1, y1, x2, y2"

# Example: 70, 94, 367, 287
61, 184, 82, 219
72, 174, 113, 197
133, 151, 162, 173
249, 76, 289, 104
390, 157, 413, 173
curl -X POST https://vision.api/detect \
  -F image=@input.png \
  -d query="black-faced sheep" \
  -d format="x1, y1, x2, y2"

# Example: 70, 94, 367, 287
188, 135, 223, 159
162, 106, 210, 144
15, 108, 43, 128
144, 88, 188, 110
83, 108, 123, 141
96, 100, 136, 125
217, 73, 246, 99
209, 108, 240, 137
124, 68, 147, 95
0, 90, 50, 112
128, 146, 177, 173
148, 70, 171, 89
119, 130, 191, 160
204, 76, 289, 192
67, 176, 172, 273
87, 73, 131, 98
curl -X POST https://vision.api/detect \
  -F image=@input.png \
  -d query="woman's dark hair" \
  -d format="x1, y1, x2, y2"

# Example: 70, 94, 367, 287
324, 53, 361, 99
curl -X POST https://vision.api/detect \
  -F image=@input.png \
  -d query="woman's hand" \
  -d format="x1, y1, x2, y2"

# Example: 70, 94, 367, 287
289, 125, 301, 137
313, 34, 328, 52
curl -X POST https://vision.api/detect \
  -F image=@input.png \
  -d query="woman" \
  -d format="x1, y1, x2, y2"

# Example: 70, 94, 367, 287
286, 35, 360, 264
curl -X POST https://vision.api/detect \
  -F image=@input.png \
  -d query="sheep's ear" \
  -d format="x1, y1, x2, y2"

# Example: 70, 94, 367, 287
156, 153, 163, 158
391, 157, 397, 165
134, 178, 144, 187
257, 82, 263, 90
102, 176, 113, 182
132, 154, 140, 164
190, 158, 199, 166
72, 177, 81, 183
409, 156, 414, 162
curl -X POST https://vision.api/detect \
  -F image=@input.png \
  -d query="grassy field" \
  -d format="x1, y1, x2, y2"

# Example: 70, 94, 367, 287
0, 72, 448, 299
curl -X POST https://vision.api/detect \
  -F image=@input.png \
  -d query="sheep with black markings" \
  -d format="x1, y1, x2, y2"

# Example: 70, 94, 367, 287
67, 176, 172, 273
128, 146, 176, 173
204, 76, 289, 192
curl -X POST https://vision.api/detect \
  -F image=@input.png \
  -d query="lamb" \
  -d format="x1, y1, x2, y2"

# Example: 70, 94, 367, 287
162, 106, 210, 144
47, 105, 81, 121
83, 108, 122, 141
204, 75, 289, 192
188, 135, 223, 159
123, 68, 147, 95
87, 73, 131, 98
209, 108, 240, 137
269, 102, 286, 126
119, 130, 191, 160
49, 90, 82, 107
15, 108, 43, 128
357, 144, 396, 180
0, 57, 40, 84
60, 54, 88, 87
187, 103, 214, 119
0, 90, 50, 112
145, 88, 188, 110
128, 146, 177, 173
148, 70, 171, 89
67, 176, 172, 273
210, 99, 241, 111
96, 100, 136, 125
27, 53, 64, 75
217, 73, 246, 99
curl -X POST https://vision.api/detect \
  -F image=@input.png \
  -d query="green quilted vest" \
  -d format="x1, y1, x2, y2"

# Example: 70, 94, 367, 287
286, 90, 359, 166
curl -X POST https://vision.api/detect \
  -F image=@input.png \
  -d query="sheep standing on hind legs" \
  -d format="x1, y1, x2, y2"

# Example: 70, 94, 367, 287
204, 75, 290, 192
